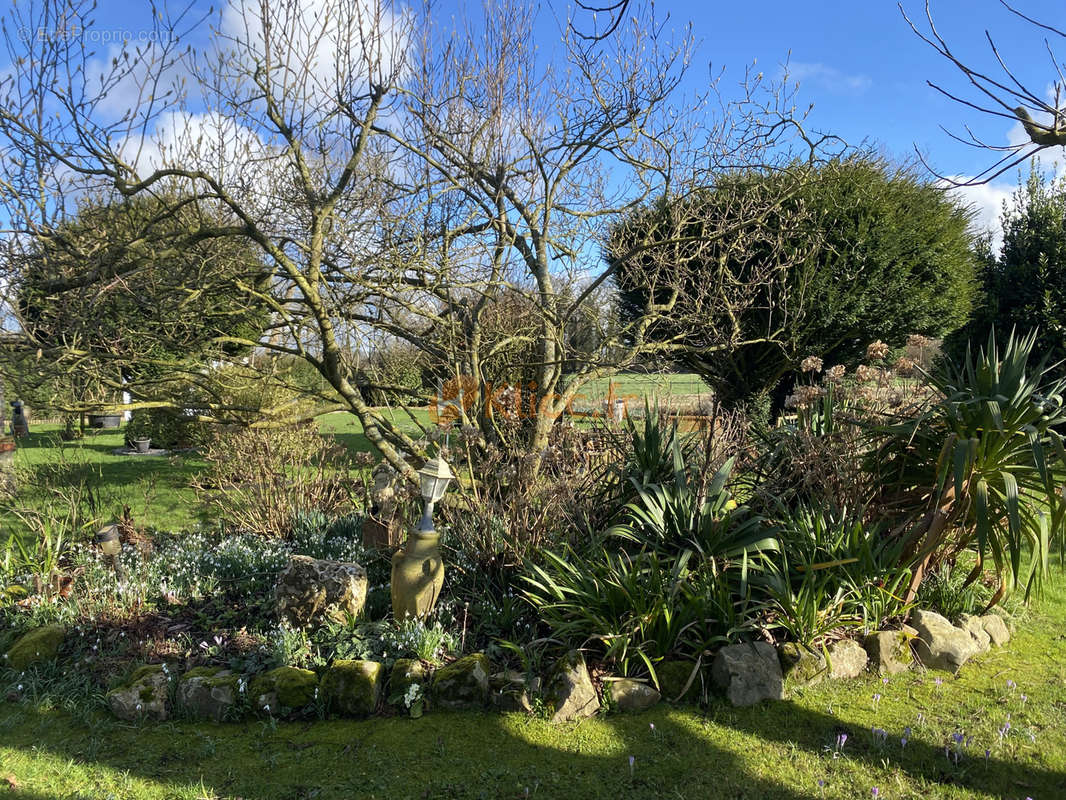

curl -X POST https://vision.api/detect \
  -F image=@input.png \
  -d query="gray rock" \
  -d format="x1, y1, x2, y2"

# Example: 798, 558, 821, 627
275, 554, 367, 628
778, 643, 827, 688
107, 664, 170, 721
957, 614, 992, 653
549, 651, 599, 722
712, 642, 784, 707
320, 659, 383, 717
863, 628, 915, 675
4, 625, 65, 671
390, 658, 431, 703
177, 668, 239, 721
828, 639, 869, 679
490, 670, 534, 713
981, 614, 1010, 646
609, 678, 660, 712
431, 653, 491, 710
909, 609, 977, 673
248, 666, 318, 714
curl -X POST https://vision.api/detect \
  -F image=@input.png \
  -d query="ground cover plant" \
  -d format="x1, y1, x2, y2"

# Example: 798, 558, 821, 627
0, 577, 1062, 799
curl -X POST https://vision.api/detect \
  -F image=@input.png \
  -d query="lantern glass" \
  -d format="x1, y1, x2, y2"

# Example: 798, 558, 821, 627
418, 456, 454, 504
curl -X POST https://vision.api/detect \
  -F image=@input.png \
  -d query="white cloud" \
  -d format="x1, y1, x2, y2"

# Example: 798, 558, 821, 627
948, 180, 1012, 250
786, 61, 872, 94
218, 0, 410, 107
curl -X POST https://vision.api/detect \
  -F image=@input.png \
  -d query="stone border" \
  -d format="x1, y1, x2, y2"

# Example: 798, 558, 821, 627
1, 608, 1013, 724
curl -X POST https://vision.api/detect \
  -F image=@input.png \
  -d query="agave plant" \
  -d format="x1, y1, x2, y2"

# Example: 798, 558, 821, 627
870, 329, 1066, 602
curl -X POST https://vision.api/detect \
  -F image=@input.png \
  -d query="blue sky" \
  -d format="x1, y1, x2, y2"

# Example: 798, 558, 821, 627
50, 0, 1066, 234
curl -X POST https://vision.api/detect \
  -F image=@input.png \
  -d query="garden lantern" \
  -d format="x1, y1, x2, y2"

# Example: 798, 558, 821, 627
96, 523, 121, 558
391, 455, 454, 620
416, 455, 455, 532
96, 522, 126, 583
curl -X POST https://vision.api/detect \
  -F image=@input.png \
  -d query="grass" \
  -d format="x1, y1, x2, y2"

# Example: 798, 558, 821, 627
1, 579, 1064, 799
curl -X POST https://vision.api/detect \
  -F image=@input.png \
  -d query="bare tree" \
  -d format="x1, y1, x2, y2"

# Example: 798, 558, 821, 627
902, 0, 1066, 185
0, 0, 815, 483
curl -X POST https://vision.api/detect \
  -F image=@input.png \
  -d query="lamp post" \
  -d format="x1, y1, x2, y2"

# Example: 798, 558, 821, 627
96, 522, 127, 584
391, 455, 454, 620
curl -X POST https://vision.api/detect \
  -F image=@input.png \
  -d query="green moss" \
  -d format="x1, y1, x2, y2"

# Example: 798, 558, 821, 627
320, 660, 383, 717
249, 667, 318, 712
4, 625, 65, 671
431, 653, 490, 709
778, 643, 828, 689
655, 660, 702, 703
389, 658, 430, 700
126, 664, 166, 686
182, 666, 222, 680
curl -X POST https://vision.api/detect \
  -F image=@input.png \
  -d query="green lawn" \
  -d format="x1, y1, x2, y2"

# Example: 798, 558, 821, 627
2, 580, 1064, 799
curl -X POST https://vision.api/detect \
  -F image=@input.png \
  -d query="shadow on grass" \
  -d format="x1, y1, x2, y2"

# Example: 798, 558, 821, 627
0, 694, 1062, 800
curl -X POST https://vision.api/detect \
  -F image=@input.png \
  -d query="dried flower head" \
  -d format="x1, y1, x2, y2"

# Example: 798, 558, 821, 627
893, 356, 916, 377
855, 364, 878, 383
800, 356, 824, 373
866, 340, 890, 361
824, 364, 846, 382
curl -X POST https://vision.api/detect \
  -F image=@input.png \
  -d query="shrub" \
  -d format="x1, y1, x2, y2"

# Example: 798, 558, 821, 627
611, 155, 977, 422
124, 407, 207, 449
193, 424, 358, 538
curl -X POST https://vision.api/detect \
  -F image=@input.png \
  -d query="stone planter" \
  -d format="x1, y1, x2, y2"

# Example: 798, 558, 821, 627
133, 437, 152, 454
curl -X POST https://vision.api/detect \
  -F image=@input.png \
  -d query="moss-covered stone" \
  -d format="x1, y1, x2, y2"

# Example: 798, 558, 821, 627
431, 653, 491, 710
655, 660, 703, 703
4, 625, 65, 671
320, 659, 383, 717
390, 658, 430, 702
178, 668, 242, 721
249, 666, 318, 714
607, 678, 660, 713
107, 664, 170, 721
778, 643, 828, 688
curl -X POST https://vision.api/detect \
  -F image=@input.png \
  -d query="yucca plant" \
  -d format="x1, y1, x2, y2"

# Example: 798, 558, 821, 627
870, 329, 1066, 603
611, 441, 780, 567
773, 505, 912, 633
522, 545, 755, 683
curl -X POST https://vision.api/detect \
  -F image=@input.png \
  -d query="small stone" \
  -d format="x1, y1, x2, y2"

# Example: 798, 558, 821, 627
548, 650, 599, 722
249, 666, 319, 713
431, 653, 491, 710
177, 668, 240, 721
5, 625, 65, 671
320, 660, 383, 717
828, 639, 868, 679
712, 642, 784, 707
863, 629, 914, 675
957, 614, 992, 653
778, 643, 827, 688
490, 670, 534, 713
909, 609, 977, 673
609, 678, 660, 712
980, 614, 1010, 646
107, 664, 169, 721
390, 658, 431, 703
274, 555, 367, 628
